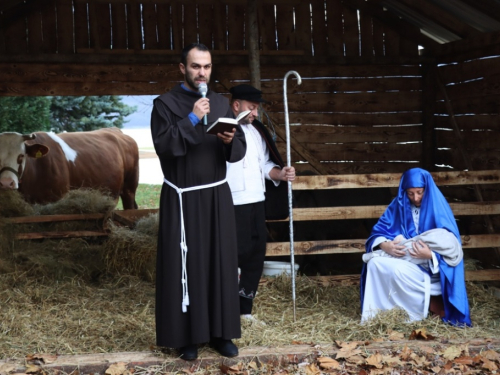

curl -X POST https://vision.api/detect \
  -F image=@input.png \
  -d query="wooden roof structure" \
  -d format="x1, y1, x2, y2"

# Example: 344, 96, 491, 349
0, 0, 498, 174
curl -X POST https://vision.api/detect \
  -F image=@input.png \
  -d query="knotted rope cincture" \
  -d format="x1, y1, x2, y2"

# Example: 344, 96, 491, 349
163, 177, 227, 313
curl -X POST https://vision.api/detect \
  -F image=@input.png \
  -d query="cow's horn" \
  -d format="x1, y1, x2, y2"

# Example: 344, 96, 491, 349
22, 133, 36, 140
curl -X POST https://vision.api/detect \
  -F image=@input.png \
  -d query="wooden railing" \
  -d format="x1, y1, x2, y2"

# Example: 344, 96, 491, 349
265, 170, 500, 283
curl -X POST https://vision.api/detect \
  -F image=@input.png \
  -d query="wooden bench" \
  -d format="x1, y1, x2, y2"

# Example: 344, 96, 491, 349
265, 170, 500, 284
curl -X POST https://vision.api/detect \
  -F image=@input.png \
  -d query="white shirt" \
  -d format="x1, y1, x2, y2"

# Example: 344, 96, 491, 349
226, 124, 280, 205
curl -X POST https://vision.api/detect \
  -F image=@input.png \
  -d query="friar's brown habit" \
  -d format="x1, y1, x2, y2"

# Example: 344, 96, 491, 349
151, 84, 246, 348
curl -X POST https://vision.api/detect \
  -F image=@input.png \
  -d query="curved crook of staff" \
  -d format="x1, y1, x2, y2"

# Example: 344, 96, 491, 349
283, 70, 302, 322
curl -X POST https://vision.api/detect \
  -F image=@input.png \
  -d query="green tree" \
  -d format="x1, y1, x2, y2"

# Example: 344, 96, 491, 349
49, 96, 136, 132
0, 97, 52, 133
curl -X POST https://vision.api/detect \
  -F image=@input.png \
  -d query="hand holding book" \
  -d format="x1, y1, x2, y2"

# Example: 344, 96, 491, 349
206, 110, 251, 135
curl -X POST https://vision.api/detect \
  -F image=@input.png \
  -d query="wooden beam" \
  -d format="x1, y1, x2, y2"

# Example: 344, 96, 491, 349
0, 0, 35, 13
291, 170, 500, 190
397, 0, 479, 38
0, 52, 434, 66
268, 201, 500, 222
343, 0, 440, 53
5, 213, 106, 224
266, 234, 500, 256
270, 119, 331, 175
458, 0, 500, 24
420, 63, 437, 171
247, 0, 261, 89
15, 231, 108, 240
437, 29, 500, 59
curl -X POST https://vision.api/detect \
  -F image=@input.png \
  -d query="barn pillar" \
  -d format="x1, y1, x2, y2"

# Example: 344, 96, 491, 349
247, 0, 261, 89
421, 63, 437, 171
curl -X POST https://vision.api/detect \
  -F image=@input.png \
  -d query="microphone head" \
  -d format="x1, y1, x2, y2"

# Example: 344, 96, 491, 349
198, 83, 208, 96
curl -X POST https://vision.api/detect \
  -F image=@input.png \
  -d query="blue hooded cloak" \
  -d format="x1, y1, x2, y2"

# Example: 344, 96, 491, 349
361, 168, 471, 326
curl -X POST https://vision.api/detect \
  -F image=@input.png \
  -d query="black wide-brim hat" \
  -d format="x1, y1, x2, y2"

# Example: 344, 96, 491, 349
229, 84, 269, 103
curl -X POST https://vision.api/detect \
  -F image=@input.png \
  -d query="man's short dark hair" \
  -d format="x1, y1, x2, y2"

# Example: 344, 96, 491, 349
181, 43, 210, 65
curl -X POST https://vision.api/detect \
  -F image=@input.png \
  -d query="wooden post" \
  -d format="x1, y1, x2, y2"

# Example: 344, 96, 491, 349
421, 63, 437, 171
247, 0, 261, 89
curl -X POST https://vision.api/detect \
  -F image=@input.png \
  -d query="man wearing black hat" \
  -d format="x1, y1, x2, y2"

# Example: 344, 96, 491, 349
227, 84, 295, 322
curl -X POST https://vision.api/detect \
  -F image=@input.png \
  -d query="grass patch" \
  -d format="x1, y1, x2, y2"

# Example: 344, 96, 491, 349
118, 184, 161, 210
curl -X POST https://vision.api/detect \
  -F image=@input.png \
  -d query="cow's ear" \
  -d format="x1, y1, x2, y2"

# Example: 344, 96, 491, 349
25, 143, 50, 159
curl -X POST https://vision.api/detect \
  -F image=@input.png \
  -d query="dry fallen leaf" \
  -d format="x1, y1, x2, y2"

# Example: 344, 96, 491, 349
454, 356, 474, 365
387, 330, 405, 341
317, 357, 340, 370
304, 363, 321, 375
442, 345, 462, 361
419, 345, 436, 355
409, 328, 435, 341
24, 365, 40, 374
0, 364, 17, 374
105, 362, 128, 375
409, 353, 427, 366
248, 361, 258, 370
345, 355, 365, 365
220, 364, 242, 374
400, 344, 413, 361
481, 358, 498, 372
482, 349, 500, 362
25, 354, 57, 365
381, 355, 404, 366
365, 353, 383, 369
334, 341, 358, 351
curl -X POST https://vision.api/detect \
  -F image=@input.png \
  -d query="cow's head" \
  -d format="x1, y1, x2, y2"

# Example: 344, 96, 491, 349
0, 132, 49, 190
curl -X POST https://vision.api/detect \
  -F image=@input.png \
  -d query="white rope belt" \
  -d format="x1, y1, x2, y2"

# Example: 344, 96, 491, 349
163, 177, 227, 313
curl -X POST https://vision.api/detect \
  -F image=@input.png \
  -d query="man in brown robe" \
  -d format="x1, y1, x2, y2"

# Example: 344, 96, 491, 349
150, 43, 246, 360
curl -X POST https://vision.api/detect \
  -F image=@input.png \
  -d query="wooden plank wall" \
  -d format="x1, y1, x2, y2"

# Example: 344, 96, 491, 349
213, 64, 424, 175
0, 0, 419, 59
436, 56, 500, 173
434, 55, 500, 235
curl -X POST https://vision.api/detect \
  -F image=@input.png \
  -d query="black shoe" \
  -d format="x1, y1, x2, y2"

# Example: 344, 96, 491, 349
210, 338, 238, 357
177, 344, 198, 360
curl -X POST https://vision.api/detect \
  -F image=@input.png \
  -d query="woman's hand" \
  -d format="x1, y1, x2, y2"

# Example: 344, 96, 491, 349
409, 240, 432, 259
379, 239, 407, 257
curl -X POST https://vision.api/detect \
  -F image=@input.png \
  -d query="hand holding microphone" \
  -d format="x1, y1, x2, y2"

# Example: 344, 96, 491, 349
198, 83, 208, 125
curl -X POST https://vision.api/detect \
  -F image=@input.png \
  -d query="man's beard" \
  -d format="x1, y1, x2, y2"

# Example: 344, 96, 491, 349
239, 116, 252, 125
185, 73, 209, 92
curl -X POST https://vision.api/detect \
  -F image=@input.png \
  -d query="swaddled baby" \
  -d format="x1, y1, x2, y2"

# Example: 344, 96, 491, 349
362, 228, 462, 267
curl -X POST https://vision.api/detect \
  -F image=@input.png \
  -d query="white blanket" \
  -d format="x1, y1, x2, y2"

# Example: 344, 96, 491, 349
362, 228, 462, 267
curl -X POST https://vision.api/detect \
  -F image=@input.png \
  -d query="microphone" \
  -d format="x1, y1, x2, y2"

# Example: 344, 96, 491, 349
198, 83, 208, 125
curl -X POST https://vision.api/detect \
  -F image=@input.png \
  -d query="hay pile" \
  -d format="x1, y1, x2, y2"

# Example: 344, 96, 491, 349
0, 189, 116, 281
1, 270, 499, 360
1, 189, 499, 361
104, 213, 158, 281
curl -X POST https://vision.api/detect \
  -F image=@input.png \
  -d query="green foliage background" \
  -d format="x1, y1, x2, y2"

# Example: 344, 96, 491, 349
0, 96, 136, 133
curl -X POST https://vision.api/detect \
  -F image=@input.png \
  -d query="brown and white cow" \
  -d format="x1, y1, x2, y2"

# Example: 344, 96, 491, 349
0, 127, 139, 209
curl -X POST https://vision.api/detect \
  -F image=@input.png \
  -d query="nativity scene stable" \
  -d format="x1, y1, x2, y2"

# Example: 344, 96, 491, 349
0, 0, 499, 282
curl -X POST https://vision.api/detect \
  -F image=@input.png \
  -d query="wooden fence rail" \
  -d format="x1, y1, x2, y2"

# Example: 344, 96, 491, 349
266, 170, 500, 283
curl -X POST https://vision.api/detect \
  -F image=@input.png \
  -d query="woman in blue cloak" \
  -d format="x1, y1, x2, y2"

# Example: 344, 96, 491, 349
360, 168, 471, 326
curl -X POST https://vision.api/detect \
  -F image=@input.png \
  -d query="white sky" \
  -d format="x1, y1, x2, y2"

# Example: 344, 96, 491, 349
121, 95, 156, 129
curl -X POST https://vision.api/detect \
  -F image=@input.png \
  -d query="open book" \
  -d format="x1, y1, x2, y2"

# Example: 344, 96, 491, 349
206, 110, 251, 135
